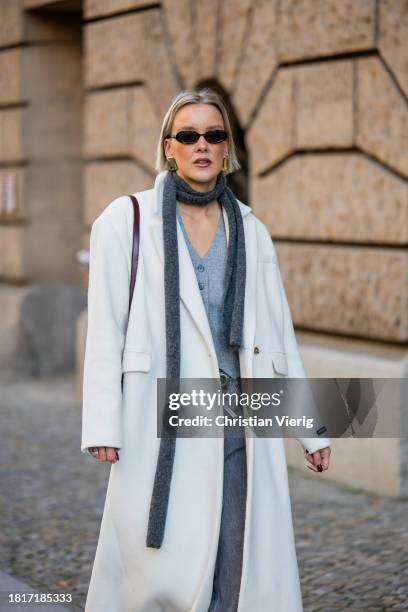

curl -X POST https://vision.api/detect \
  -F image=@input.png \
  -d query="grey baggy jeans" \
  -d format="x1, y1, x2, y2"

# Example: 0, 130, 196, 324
207, 370, 247, 612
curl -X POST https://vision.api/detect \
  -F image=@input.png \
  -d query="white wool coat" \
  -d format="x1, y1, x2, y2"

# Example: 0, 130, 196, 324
81, 170, 330, 612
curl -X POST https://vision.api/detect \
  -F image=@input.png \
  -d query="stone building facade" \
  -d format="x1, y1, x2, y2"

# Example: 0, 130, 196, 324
0, 0, 407, 495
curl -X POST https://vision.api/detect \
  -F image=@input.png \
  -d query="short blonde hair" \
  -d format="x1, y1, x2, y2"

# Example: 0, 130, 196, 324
155, 88, 241, 175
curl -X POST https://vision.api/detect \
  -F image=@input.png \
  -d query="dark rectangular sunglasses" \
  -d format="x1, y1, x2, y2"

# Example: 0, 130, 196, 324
168, 129, 228, 145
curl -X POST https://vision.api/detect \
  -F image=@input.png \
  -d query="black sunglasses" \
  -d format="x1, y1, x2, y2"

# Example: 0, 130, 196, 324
168, 129, 228, 145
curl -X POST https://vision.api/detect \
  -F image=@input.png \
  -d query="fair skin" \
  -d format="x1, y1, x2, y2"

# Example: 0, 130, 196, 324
164, 103, 227, 258
90, 102, 331, 472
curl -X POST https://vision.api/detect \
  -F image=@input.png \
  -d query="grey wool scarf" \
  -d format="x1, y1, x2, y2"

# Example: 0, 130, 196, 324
145, 169, 246, 549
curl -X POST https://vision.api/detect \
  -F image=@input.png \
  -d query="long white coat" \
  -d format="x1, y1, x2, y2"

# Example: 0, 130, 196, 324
81, 170, 330, 612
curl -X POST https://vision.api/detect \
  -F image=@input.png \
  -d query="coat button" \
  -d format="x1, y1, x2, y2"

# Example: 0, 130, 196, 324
254, 346, 260, 354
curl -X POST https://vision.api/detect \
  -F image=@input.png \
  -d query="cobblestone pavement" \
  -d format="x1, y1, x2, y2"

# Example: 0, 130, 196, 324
0, 370, 407, 611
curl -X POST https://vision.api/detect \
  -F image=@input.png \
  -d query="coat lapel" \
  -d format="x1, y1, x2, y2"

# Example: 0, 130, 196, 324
149, 171, 255, 369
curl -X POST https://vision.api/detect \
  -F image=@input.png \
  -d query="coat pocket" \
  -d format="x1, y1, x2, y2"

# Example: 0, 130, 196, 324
270, 351, 288, 376
121, 349, 151, 373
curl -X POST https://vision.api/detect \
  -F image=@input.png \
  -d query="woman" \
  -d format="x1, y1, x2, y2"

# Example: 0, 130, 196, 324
81, 88, 331, 612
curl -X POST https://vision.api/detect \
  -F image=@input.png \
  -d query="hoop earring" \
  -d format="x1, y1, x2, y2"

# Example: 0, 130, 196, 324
167, 156, 178, 172
222, 154, 229, 173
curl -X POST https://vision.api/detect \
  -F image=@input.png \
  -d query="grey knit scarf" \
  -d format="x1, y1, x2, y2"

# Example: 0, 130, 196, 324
146, 169, 246, 549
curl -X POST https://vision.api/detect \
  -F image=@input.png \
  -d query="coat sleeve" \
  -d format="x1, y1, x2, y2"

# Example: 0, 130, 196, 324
257, 218, 331, 455
81, 213, 130, 453
275, 255, 331, 454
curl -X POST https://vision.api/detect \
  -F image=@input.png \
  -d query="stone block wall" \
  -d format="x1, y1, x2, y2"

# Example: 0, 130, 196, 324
82, 4, 179, 230
243, 0, 408, 345
2, 0, 404, 356
0, 1, 83, 283
0, 0, 84, 371
81, 0, 408, 347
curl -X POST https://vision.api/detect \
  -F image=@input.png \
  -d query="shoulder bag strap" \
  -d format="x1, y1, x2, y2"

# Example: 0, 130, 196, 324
121, 195, 140, 393
128, 194, 140, 315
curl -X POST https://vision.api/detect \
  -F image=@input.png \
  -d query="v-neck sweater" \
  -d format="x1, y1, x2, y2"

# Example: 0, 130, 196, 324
176, 205, 241, 378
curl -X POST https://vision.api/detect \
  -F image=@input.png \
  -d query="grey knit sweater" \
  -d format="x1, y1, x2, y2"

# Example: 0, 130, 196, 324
176, 204, 241, 378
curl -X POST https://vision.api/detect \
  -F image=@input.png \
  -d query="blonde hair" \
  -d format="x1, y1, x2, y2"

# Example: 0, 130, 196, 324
155, 88, 241, 175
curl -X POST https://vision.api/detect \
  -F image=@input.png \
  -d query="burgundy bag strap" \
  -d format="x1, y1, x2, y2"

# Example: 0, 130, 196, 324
121, 194, 140, 392
128, 194, 140, 315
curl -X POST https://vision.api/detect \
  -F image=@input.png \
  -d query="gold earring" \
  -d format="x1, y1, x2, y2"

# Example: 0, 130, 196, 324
222, 154, 229, 173
167, 156, 178, 171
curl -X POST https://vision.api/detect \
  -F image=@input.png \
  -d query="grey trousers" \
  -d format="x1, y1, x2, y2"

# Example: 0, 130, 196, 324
207, 371, 247, 612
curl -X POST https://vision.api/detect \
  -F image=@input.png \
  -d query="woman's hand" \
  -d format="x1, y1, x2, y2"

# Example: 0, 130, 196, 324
88, 447, 120, 463
304, 446, 331, 473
